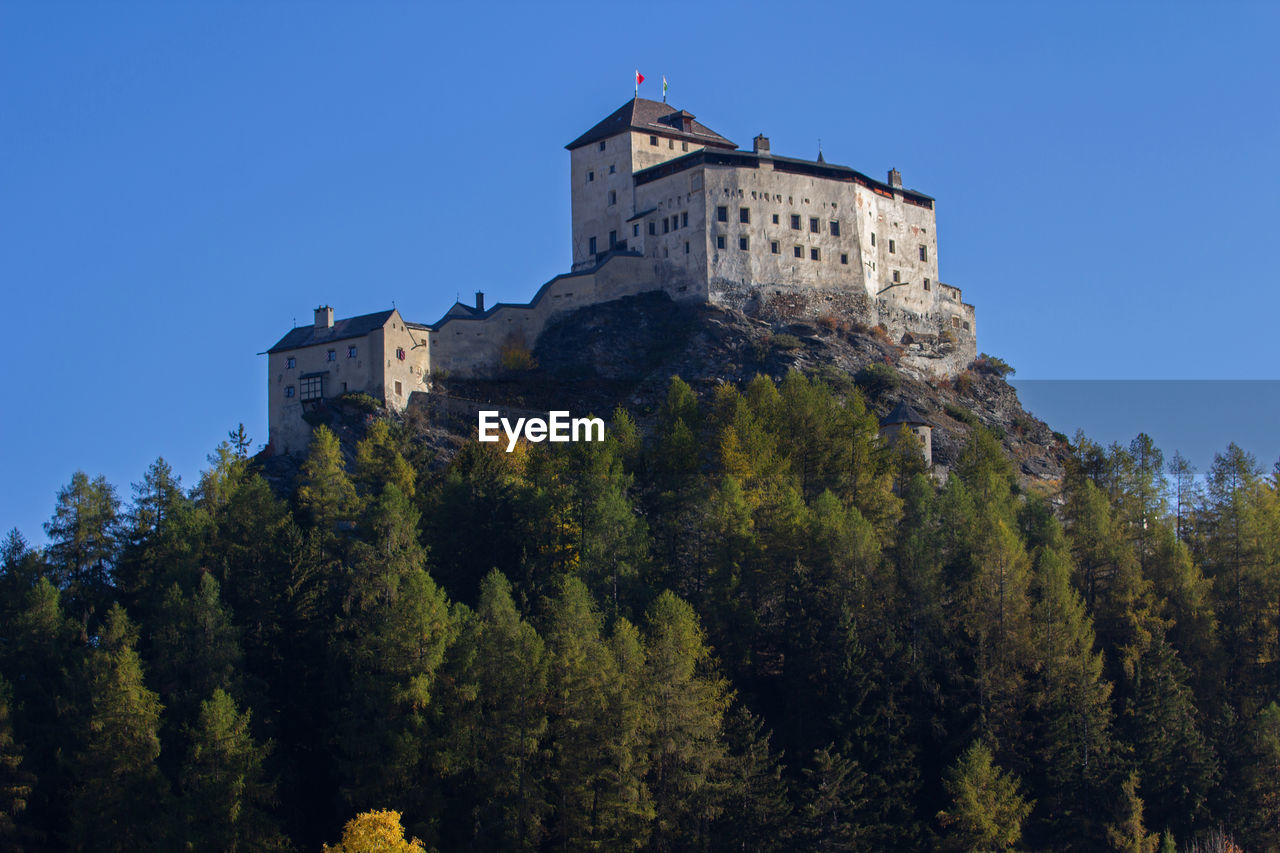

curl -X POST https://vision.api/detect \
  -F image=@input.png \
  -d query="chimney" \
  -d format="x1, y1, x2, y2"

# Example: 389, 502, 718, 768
753, 134, 770, 154
475, 291, 485, 312
314, 305, 334, 328
888, 168, 902, 188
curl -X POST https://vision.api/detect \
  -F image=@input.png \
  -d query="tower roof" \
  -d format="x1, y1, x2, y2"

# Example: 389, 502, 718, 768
565, 98, 736, 151
880, 400, 932, 428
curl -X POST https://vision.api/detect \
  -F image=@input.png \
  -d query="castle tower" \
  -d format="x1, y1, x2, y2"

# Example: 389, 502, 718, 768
879, 400, 934, 466
565, 98, 735, 270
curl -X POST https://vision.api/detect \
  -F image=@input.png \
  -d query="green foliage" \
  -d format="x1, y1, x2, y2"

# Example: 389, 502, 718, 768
936, 741, 1033, 852
946, 402, 981, 427
336, 392, 383, 414
854, 361, 900, 396
971, 353, 1015, 378
296, 425, 358, 530
769, 332, 803, 350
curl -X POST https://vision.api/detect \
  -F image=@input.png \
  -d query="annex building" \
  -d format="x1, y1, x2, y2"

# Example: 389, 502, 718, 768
265, 97, 977, 455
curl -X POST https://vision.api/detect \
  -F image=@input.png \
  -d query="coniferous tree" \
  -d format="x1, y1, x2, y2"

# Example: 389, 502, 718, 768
713, 706, 791, 852
796, 744, 869, 852
178, 689, 290, 851
296, 425, 358, 531
44, 471, 120, 634
330, 485, 453, 816
0, 676, 35, 849
643, 591, 731, 851
353, 420, 415, 500
1105, 772, 1159, 853
936, 741, 1032, 853
68, 605, 169, 852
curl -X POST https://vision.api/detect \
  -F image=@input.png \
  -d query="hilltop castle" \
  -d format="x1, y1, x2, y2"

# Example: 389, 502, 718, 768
265, 98, 977, 454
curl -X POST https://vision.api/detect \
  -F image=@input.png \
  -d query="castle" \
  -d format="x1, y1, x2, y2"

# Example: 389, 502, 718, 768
265, 98, 977, 455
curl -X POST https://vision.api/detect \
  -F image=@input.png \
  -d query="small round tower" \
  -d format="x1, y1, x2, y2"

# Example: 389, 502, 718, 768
879, 400, 933, 466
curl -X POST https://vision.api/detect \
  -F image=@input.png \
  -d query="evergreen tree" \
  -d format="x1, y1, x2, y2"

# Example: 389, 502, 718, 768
936, 741, 1033, 853
149, 573, 243, 732
68, 605, 170, 851
796, 744, 868, 851
643, 591, 731, 851
330, 485, 453, 816
1105, 772, 1158, 853
44, 470, 120, 633
296, 425, 358, 531
179, 689, 290, 851
354, 420, 415, 499
713, 706, 791, 852
0, 676, 36, 849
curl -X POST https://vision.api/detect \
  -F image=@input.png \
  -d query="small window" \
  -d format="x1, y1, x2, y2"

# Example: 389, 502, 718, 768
587, 170, 594, 183
648, 222, 656, 236
668, 139, 674, 149
739, 236, 749, 251
682, 141, 689, 151
609, 230, 617, 248
395, 380, 403, 396
790, 214, 801, 230
717, 206, 728, 222
810, 248, 820, 261
793, 245, 803, 258
919, 245, 928, 261
716, 235, 726, 250
893, 270, 901, 282
609, 164, 616, 174
663, 218, 670, 234
396, 347, 405, 360
685, 241, 690, 254
923, 278, 931, 290
770, 241, 780, 254
285, 357, 296, 369
871, 232, 877, 247
300, 375, 323, 401
740, 207, 750, 223
285, 385, 295, 398
840, 253, 849, 265
633, 223, 640, 237
809, 217, 819, 233
889, 239, 896, 254
326, 350, 336, 362
772, 213, 780, 225
599, 140, 606, 151
347, 346, 357, 358
589, 236, 597, 254
830, 221, 840, 237
650, 135, 658, 146
682, 211, 688, 227
608, 190, 616, 206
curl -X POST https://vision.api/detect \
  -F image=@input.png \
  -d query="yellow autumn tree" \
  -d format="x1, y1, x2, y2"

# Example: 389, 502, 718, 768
323, 809, 426, 853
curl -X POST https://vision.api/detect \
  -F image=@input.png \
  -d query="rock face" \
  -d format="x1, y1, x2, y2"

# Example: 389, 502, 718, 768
424, 291, 1066, 488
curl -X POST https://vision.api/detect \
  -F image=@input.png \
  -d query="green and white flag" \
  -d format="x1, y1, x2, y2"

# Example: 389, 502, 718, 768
662, 76, 668, 102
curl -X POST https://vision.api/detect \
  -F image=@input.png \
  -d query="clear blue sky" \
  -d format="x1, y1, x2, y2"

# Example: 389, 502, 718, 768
3, 1, 1277, 542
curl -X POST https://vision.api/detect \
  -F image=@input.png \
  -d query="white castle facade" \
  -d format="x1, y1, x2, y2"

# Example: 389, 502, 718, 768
265, 98, 977, 454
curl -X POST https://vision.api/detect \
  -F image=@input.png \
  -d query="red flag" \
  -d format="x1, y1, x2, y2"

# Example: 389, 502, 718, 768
635, 70, 645, 86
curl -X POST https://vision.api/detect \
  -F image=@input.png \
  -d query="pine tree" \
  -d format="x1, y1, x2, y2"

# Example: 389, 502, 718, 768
296, 425, 358, 531
331, 485, 453, 816
149, 573, 243, 731
643, 591, 731, 851
179, 689, 290, 851
69, 605, 170, 851
354, 420, 416, 499
0, 676, 36, 849
44, 470, 121, 634
1105, 772, 1158, 853
713, 706, 791, 852
936, 741, 1033, 853
796, 744, 868, 851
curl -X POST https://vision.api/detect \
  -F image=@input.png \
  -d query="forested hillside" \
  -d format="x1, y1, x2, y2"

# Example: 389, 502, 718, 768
2, 372, 1279, 851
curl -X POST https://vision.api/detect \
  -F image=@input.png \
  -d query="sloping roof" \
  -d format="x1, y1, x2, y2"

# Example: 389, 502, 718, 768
880, 400, 932, 427
266, 309, 396, 353
566, 98, 736, 151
